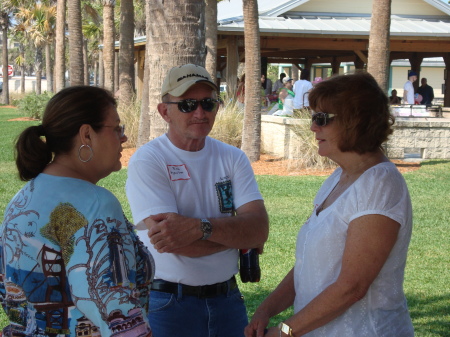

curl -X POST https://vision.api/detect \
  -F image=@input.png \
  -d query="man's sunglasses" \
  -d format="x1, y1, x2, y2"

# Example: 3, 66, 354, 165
311, 112, 336, 127
165, 98, 220, 113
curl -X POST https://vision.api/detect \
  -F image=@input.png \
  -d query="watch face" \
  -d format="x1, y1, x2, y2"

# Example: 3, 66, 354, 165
201, 219, 212, 239
279, 322, 291, 335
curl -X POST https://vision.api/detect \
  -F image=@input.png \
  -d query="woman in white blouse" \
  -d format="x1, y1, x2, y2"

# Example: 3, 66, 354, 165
245, 72, 414, 337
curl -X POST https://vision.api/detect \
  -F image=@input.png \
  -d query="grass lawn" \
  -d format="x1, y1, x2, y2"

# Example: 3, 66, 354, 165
0, 107, 449, 335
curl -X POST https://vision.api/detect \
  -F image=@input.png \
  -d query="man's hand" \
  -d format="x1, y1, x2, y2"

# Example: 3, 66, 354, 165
147, 213, 201, 253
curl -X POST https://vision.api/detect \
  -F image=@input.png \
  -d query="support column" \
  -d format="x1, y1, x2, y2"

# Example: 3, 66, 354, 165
354, 56, 365, 70
292, 63, 301, 81
226, 36, 239, 98
443, 53, 450, 107
331, 57, 341, 75
409, 54, 423, 92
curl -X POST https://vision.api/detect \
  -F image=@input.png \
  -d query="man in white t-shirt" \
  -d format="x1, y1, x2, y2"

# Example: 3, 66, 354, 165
126, 64, 269, 337
293, 68, 313, 109
403, 71, 417, 104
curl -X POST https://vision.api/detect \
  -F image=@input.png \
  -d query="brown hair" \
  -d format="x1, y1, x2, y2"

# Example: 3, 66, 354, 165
15, 86, 116, 181
308, 72, 394, 154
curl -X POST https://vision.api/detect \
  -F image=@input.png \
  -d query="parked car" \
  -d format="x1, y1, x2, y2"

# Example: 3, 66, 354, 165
0, 81, 3, 93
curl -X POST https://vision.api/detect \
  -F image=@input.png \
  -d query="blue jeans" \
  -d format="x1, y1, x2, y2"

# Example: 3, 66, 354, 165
148, 284, 248, 337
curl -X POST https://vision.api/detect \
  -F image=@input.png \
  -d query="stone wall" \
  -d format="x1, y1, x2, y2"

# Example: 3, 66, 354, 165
261, 115, 450, 160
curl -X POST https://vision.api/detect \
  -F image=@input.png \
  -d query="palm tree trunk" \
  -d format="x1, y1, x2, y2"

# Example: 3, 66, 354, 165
55, 0, 66, 91
98, 48, 104, 88
67, 0, 84, 85
1, 12, 9, 105
205, 0, 218, 84
118, 0, 135, 107
144, 0, 206, 140
83, 39, 89, 85
45, 43, 53, 92
103, 2, 115, 92
35, 47, 43, 95
367, 0, 392, 92
137, 0, 152, 147
241, 0, 261, 162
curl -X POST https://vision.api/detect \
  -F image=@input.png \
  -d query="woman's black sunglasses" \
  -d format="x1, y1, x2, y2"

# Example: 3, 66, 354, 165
311, 112, 336, 126
165, 98, 220, 113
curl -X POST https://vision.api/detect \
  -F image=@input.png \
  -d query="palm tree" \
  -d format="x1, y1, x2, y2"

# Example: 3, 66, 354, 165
205, 0, 217, 84
15, 3, 56, 95
138, 0, 206, 142
118, 0, 135, 106
54, 0, 65, 92
367, 0, 392, 92
102, 0, 115, 92
0, 10, 10, 104
241, 0, 261, 162
67, 0, 84, 85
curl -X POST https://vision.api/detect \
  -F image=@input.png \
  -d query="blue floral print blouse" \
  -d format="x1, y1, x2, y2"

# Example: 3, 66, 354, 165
0, 174, 155, 336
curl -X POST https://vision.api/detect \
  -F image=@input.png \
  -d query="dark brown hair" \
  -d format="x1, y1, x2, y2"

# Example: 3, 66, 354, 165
15, 86, 116, 181
308, 72, 394, 154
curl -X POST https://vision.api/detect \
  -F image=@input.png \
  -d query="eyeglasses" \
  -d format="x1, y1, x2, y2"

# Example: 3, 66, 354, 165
165, 98, 219, 113
102, 124, 126, 138
311, 112, 336, 127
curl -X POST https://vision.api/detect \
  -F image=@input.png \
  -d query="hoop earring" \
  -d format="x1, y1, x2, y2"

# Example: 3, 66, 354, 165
78, 144, 93, 163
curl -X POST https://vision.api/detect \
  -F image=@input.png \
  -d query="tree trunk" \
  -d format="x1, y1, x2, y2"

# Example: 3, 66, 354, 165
367, 0, 392, 92
21, 65, 25, 93
67, 0, 84, 85
114, 51, 119, 93
83, 39, 89, 85
1, 14, 9, 105
35, 47, 43, 95
98, 48, 104, 87
45, 43, 53, 92
94, 60, 98, 86
137, 0, 152, 147
55, 0, 66, 92
205, 0, 217, 83
119, 0, 135, 107
103, 3, 115, 92
143, 0, 206, 140
241, 0, 261, 162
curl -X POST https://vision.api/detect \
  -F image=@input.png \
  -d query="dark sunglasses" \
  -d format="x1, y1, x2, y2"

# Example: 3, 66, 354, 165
311, 112, 336, 127
165, 98, 219, 113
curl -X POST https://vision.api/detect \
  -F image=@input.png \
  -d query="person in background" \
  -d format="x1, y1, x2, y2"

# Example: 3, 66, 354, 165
273, 73, 287, 94
389, 89, 402, 105
0, 86, 155, 336
293, 69, 313, 110
245, 72, 414, 337
261, 74, 273, 96
403, 71, 417, 104
269, 76, 295, 117
237, 73, 246, 109
417, 77, 434, 106
126, 64, 269, 337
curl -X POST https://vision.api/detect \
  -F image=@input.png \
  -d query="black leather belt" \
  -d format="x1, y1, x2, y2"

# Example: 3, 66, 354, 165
151, 276, 237, 298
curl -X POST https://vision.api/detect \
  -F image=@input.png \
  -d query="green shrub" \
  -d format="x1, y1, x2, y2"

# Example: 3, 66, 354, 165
17, 92, 54, 120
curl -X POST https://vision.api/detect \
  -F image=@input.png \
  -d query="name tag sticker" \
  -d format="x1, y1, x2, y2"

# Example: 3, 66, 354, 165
167, 164, 190, 181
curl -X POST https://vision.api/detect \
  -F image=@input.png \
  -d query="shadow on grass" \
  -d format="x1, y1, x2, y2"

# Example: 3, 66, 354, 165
407, 293, 450, 336
420, 160, 450, 167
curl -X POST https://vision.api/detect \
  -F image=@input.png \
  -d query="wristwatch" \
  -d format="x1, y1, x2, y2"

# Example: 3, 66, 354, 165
278, 322, 294, 336
200, 218, 212, 240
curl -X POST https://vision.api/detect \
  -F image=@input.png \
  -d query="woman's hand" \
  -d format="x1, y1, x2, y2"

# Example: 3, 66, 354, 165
244, 310, 270, 337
